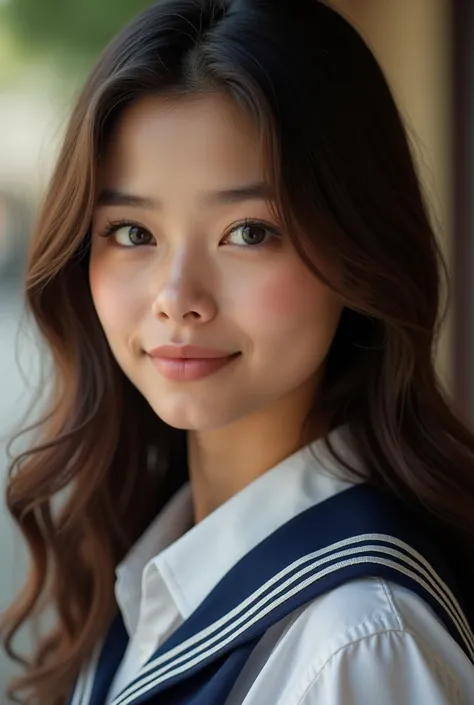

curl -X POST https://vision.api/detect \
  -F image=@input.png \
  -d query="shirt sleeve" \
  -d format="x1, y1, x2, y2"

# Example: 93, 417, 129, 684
298, 630, 462, 705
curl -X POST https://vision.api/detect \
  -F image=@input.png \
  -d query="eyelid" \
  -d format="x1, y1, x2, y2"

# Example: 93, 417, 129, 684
223, 218, 282, 237
97, 219, 153, 239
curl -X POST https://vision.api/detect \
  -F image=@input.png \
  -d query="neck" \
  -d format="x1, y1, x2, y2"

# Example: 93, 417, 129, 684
187, 383, 326, 523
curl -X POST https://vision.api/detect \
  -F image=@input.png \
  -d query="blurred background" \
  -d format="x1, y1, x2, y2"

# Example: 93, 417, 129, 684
0, 0, 473, 693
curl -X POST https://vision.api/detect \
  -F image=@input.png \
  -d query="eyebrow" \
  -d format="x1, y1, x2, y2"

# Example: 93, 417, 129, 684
96, 182, 275, 209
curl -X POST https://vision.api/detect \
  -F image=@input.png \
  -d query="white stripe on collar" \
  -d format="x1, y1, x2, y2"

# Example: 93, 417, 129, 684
109, 534, 474, 705
72, 641, 103, 705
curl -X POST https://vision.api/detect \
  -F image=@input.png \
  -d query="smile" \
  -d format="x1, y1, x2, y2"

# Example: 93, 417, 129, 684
148, 352, 241, 381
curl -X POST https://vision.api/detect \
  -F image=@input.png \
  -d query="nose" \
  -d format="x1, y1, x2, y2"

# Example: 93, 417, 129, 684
151, 253, 217, 326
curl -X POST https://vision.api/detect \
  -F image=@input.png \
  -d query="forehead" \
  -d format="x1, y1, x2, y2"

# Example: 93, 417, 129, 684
99, 92, 268, 190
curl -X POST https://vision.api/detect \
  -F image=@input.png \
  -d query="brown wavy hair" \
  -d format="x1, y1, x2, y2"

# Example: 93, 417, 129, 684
2, 0, 474, 703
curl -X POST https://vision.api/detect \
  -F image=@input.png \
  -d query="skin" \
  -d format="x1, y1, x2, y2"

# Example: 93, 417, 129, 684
89, 92, 343, 523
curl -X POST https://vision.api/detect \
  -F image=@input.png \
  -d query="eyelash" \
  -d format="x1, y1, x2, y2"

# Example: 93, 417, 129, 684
99, 219, 148, 241
97, 218, 282, 249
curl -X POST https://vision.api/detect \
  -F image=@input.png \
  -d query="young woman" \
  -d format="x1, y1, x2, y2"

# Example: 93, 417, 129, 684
2, 0, 474, 703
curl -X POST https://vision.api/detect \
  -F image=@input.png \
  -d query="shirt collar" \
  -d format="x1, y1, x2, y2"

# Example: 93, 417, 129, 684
115, 425, 363, 632
114, 482, 193, 634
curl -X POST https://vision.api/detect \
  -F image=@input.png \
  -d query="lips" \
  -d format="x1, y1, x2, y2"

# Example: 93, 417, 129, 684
148, 345, 236, 360
147, 345, 241, 381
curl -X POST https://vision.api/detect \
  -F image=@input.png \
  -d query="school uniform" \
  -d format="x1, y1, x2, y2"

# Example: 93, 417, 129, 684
69, 427, 474, 705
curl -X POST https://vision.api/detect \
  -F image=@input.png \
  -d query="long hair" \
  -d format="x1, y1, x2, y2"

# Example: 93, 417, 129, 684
2, 0, 474, 702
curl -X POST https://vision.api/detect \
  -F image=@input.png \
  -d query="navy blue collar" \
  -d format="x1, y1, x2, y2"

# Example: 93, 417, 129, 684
69, 483, 474, 705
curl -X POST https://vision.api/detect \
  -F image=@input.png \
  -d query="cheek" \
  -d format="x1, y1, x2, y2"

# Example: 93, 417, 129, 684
88, 257, 137, 336
237, 263, 341, 340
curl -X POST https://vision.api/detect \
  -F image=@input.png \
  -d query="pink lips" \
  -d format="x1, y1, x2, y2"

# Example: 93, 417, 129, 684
147, 345, 240, 381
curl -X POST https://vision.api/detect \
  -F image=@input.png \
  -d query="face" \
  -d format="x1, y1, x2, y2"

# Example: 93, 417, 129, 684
89, 93, 343, 432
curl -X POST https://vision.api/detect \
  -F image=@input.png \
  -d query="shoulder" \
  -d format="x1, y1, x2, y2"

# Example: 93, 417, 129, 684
285, 576, 452, 666
242, 577, 474, 705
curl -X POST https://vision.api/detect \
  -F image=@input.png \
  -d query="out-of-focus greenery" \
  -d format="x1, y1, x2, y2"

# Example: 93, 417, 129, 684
0, 0, 153, 61
0, 20, 27, 84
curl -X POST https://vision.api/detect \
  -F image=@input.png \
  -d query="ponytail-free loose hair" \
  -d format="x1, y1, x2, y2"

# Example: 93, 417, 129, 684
3, 1, 474, 703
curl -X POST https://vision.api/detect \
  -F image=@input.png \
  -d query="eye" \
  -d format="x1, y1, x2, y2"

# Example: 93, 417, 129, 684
99, 220, 155, 247
224, 220, 281, 248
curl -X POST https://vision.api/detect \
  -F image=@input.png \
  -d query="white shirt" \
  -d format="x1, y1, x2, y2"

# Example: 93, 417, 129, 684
107, 429, 474, 704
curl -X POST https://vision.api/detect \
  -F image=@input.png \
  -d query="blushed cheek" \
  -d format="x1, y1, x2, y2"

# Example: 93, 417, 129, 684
89, 263, 109, 322
89, 263, 133, 335
241, 266, 336, 332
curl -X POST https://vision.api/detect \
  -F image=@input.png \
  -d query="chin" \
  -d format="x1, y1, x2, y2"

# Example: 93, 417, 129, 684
151, 402, 233, 432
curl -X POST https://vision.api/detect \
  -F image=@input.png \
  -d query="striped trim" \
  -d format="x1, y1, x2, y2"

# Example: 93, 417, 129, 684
69, 669, 85, 705
111, 534, 474, 705
70, 641, 103, 705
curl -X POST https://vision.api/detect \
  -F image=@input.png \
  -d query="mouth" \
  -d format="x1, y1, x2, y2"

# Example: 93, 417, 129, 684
148, 350, 241, 381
